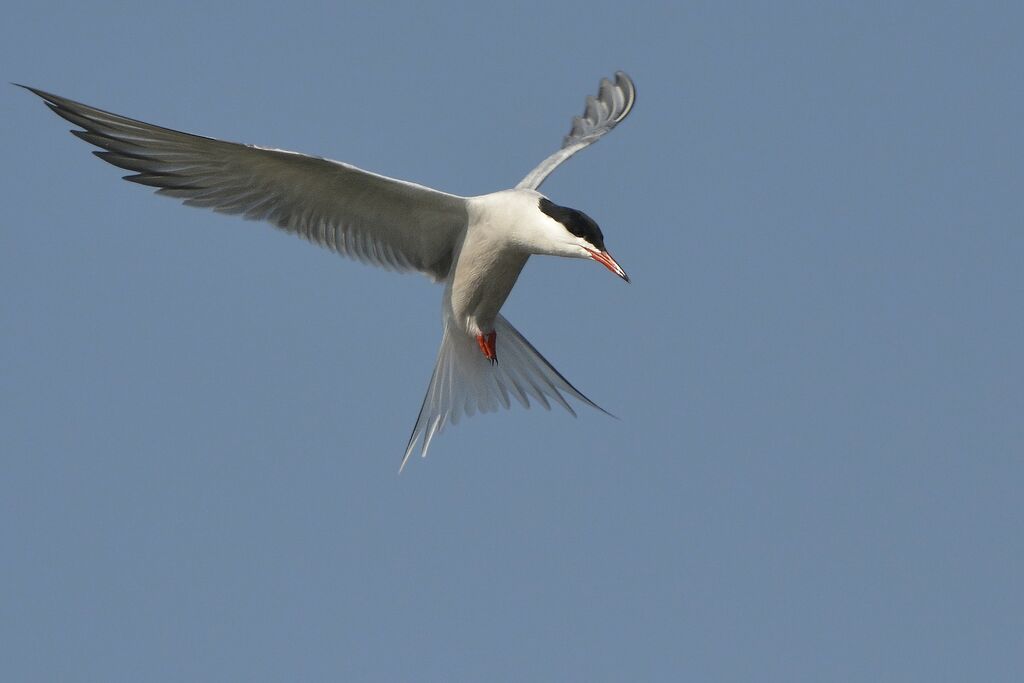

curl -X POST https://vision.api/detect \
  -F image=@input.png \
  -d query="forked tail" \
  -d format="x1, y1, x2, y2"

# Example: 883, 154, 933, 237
400, 314, 609, 472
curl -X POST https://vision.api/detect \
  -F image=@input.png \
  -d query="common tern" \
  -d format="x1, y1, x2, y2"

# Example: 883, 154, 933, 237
20, 72, 636, 471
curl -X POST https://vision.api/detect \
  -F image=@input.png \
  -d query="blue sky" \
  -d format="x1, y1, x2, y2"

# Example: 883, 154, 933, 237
3, 2, 1021, 680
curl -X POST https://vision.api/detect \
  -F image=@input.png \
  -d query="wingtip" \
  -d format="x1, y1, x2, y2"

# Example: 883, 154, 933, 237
613, 71, 636, 122
13, 83, 47, 96
14, 83, 63, 106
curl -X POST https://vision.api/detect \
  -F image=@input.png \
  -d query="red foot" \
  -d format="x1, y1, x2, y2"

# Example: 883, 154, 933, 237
476, 331, 497, 364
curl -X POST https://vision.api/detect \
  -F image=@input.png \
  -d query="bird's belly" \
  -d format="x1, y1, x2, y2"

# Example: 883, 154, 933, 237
449, 252, 528, 336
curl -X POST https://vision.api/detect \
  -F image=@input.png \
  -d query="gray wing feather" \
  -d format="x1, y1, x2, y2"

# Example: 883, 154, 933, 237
515, 71, 636, 191
22, 86, 468, 280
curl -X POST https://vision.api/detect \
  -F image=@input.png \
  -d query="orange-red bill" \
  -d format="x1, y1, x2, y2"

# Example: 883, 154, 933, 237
585, 248, 630, 283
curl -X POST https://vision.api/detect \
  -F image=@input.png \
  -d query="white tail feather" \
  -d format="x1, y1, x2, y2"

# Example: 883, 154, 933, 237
400, 314, 609, 472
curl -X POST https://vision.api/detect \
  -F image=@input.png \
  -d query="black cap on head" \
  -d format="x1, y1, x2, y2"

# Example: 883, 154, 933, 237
538, 197, 606, 252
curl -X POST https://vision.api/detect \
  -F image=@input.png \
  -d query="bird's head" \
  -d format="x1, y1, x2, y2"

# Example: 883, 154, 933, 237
529, 196, 630, 282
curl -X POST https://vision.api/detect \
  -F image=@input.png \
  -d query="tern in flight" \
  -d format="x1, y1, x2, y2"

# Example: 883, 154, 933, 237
21, 72, 636, 471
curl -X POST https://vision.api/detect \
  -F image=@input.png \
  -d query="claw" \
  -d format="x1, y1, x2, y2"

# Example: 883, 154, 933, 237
476, 331, 497, 363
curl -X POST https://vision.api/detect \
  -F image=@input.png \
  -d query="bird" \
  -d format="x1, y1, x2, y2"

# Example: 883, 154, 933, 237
19, 72, 636, 471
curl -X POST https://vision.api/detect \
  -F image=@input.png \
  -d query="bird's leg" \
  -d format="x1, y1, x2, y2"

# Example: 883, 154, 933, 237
476, 331, 497, 365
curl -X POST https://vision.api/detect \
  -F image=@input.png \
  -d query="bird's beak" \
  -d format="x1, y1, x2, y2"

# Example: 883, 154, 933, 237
586, 248, 630, 283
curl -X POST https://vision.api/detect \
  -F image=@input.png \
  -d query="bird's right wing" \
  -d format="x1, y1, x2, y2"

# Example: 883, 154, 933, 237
22, 86, 468, 280
515, 71, 636, 191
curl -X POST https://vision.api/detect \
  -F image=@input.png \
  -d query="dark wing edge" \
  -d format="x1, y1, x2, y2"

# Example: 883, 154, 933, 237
562, 71, 636, 149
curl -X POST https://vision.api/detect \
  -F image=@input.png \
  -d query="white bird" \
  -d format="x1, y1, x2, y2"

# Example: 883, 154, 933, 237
21, 72, 636, 471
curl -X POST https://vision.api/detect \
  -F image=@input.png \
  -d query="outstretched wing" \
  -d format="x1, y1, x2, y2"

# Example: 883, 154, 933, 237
515, 71, 636, 191
21, 86, 468, 280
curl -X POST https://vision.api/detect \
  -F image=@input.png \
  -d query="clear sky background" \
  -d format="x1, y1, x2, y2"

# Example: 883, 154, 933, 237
2, 2, 1021, 681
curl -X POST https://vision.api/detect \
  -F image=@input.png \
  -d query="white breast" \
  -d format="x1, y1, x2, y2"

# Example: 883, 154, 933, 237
446, 191, 542, 335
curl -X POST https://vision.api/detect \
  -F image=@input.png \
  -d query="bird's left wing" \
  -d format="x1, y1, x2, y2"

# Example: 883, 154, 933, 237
22, 86, 468, 280
515, 71, 636, 191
